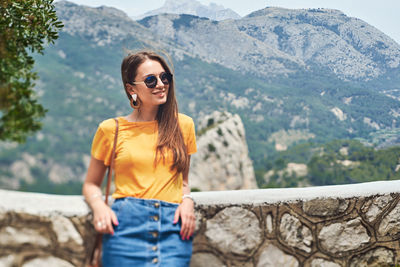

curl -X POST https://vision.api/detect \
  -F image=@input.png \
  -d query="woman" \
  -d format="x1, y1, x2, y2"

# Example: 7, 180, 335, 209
83, 50, 197, 266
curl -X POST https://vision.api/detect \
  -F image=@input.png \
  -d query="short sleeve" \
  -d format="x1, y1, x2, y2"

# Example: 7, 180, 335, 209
186, 119, 197, 155
91, 125, 113, 166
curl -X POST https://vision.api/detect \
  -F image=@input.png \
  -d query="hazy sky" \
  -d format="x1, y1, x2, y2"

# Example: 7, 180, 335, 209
61, 0, 400, 44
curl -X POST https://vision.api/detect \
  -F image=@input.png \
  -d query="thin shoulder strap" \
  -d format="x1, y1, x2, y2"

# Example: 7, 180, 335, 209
89, 118, 119, 266
104, 118, 119, 205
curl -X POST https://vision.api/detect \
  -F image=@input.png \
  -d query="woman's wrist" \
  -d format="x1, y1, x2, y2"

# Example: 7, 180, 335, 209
90, 198, 107, 212
85, 193, 103, 206
182, 194, 195, 204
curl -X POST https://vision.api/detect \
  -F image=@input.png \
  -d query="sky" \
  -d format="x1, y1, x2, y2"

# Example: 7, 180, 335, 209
61, 0, 400, 44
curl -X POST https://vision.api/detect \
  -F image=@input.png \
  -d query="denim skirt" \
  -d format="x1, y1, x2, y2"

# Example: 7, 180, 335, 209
102, 197, 192, 267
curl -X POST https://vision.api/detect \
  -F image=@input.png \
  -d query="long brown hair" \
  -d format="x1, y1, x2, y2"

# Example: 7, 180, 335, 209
121, 50, 189, 174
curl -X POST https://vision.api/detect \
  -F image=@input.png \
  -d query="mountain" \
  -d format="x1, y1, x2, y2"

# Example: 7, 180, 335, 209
138, 7, 400, 81
0, 1, 399, 193
134, 0, 241, 21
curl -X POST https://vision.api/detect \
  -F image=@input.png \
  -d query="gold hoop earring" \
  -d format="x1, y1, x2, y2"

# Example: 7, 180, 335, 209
130, 94, 141, 109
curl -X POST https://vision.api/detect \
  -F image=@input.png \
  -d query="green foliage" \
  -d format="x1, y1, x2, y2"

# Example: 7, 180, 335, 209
307, 140, 400, 185
191, 187, 201, 192
172, 14, 209, 29
274, 158, 287, 170
208, 143, 216, 152
196, 118, 217, 136
19, 178, 83, 195
258, 139, 400, 188
0, 0, 63, 142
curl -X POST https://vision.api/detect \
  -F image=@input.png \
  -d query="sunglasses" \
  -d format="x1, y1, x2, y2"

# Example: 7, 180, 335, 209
132, 72, 173, 88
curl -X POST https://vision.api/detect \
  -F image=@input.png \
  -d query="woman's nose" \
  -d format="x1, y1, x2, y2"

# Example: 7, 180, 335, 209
155, 76, 165, 87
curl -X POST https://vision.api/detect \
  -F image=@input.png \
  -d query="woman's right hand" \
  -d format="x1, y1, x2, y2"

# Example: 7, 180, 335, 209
83, 157, 118, 234
91, 199, 119, 235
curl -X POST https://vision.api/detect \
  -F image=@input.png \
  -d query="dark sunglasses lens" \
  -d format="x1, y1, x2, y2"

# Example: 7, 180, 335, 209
161, 73, 172, 84
144, 75, 157, 88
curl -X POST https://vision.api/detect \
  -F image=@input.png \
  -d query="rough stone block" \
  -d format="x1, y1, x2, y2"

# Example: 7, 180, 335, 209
190, 252, 226, 267
318, 218, 370, 254
205, 206, 262, 255
361, 195, 392, 222
51, 215, 83, 245
349, 247, 395, 267
311, 258, 341, 267
256, 243, 299, 267
279, 213, 313, 253
0, 254, 16, 267
302, 198, 348, 217
22, 256, 74, 267
378, 202, 400, 237
230, 261, 254, 267
0, 226, 50, 247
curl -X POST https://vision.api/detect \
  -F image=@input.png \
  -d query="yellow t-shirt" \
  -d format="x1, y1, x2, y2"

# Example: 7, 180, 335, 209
91, 113, 197, 203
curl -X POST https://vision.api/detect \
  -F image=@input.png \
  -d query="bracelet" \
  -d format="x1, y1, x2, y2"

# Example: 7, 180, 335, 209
182, 194, 194, 203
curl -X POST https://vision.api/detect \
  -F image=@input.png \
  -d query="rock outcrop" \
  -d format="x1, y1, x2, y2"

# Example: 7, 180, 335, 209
189, 111, 257, 191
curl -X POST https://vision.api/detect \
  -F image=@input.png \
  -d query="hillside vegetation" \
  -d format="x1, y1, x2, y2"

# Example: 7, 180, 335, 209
259, 140, 400, 188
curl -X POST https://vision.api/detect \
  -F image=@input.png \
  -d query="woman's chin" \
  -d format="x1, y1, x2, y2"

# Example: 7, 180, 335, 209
151, 98, 167, 106
157, 95, 168, 105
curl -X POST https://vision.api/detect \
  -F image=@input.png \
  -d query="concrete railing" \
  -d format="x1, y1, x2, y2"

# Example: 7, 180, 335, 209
1, 180, 400, 266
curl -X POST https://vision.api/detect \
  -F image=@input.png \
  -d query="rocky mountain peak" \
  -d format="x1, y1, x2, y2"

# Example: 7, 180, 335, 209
54, 1, 154, 46
246, 6, 345, 18
56, 0, 129, 19
142, 5, 400, 80
135, 0, 241, 21
56, 1, 400, 80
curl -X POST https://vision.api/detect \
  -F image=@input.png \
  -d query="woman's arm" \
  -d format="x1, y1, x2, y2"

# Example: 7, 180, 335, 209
83, 156, 118, 234
173, 156, 195, 240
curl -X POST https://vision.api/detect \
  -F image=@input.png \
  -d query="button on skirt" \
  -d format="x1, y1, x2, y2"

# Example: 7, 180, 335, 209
102, 197, 193, 266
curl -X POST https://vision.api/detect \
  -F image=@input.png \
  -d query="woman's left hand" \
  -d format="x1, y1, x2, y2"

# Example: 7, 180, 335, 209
173, 198, 195, 240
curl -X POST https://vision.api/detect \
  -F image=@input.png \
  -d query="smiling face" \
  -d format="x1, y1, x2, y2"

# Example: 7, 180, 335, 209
127, 59, 169, 108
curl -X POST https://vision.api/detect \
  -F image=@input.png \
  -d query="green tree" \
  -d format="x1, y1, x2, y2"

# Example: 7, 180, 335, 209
0, 0, 63, 142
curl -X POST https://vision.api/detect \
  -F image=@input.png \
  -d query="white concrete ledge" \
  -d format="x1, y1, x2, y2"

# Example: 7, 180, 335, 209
0, 189, 90, 216
2, 180, 399, 213
192, 180, 400, 205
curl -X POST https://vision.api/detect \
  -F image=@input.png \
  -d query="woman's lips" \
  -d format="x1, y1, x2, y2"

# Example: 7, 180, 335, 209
153, 90, 166, 97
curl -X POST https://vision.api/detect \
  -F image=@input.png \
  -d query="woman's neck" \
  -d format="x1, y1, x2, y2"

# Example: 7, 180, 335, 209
128, 106, 158, 122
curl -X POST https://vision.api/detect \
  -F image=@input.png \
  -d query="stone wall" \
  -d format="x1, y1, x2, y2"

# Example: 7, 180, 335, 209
0, 190, 94, 267
1, 180, 400, 266
191, 180, 400, 267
